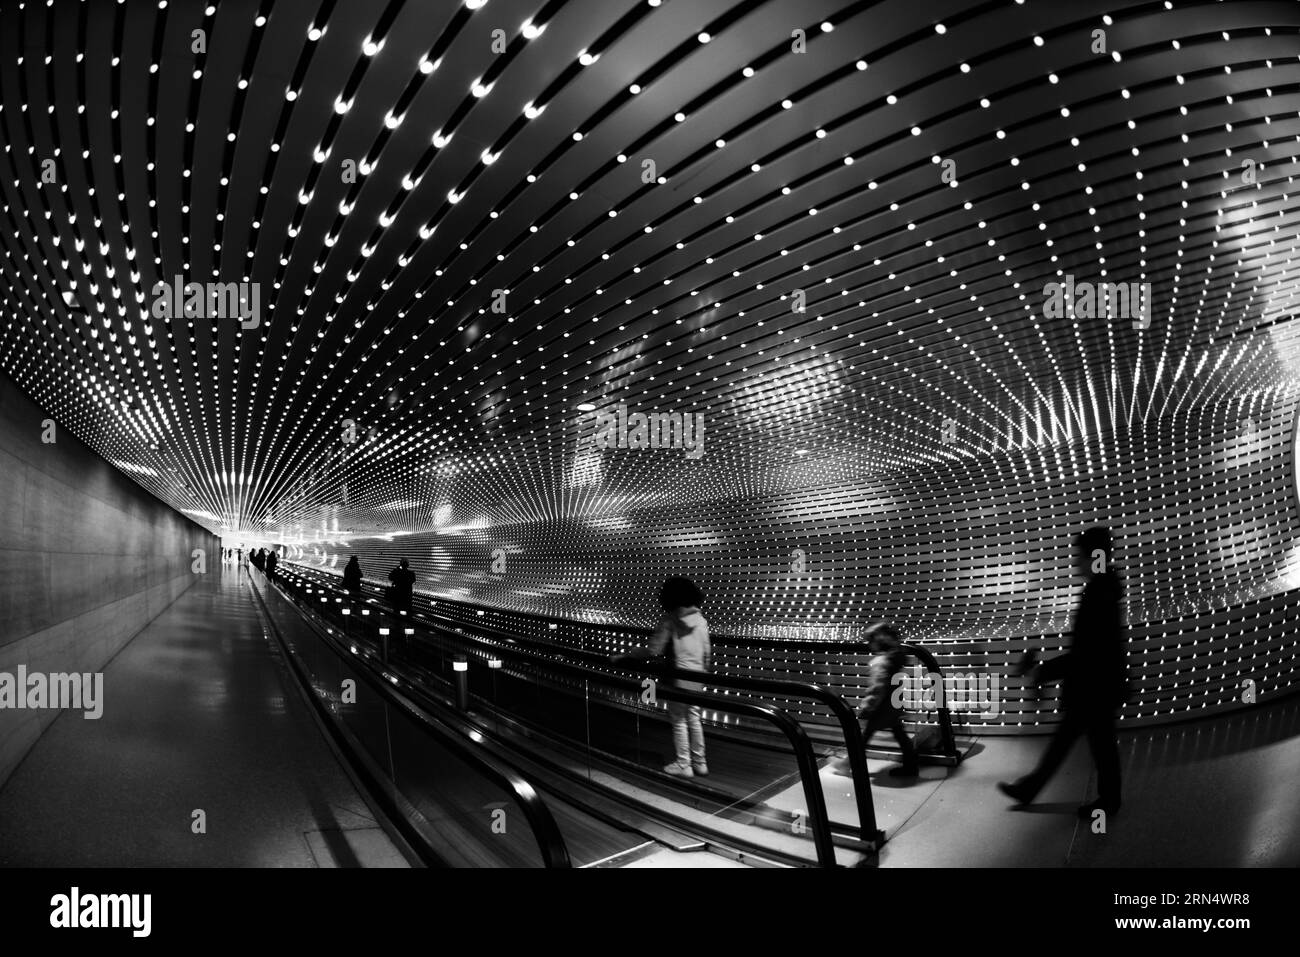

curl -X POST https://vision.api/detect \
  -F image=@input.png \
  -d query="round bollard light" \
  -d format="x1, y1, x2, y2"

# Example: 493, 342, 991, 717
453, 655, 469, 711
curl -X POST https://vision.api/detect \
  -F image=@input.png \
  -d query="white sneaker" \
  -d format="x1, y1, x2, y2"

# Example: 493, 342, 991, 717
663, 761, 694, 777
692, 763, 709, 777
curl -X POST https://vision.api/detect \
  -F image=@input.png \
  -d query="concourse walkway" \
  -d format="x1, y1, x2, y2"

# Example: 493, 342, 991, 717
868, 693, 1300, 868
0, 564, 410, 867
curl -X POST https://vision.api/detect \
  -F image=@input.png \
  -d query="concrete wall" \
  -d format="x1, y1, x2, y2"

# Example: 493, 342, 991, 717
0, 372, 218, 788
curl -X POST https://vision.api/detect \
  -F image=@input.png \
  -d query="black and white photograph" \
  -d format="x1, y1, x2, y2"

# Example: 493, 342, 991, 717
0, 0, 1295, 939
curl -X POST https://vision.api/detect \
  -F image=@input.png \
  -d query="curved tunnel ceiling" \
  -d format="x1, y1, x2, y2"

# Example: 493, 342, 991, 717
2, 0, 1300, 612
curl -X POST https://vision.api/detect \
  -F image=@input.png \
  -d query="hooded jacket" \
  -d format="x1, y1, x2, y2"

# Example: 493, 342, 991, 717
647, 606, 711, 691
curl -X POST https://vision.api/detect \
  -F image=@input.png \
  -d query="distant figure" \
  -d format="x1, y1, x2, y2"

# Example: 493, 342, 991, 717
999, 526, 1128, 819
343, 556, 363, 598
387, 558, 415, 614
266, 549, 278, 578
616, 577, 712, 778
857, 623, 919, 777
237, 547, 243, 565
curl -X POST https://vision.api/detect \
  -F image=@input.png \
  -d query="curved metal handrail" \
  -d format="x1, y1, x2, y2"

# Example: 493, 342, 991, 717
253, 567, 572, 868
278, 565, 842, 865
284, 562, 881, 842
899, 641, 959, 761
651, 680, 837, 866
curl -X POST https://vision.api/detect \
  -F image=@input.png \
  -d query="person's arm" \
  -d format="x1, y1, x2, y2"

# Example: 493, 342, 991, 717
859, 655, 891, 714
1036, 652, 1069, 684
615, 617, 671, 662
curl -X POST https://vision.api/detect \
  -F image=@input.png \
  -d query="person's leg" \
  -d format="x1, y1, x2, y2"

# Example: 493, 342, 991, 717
861, 707, 886, 737
889, 716, 919, 771
1007, 714, 1083, 802
665, 700, 692, 773
862, 708, 918, 776
1085, 712, 1121, 811
686, 705, 707, 772
862, 708, 904, 744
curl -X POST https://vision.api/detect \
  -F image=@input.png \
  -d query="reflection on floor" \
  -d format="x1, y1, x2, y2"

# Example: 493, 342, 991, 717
0, 566, 409, 867
589, 840, 751, 868
864, 695, 1300, 867
619, 847, 752, 868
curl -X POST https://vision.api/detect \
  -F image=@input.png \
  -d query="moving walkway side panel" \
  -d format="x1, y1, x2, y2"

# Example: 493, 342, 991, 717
246, 569, 571, 868
276, 565, 852, 866
280, 561, 884, 848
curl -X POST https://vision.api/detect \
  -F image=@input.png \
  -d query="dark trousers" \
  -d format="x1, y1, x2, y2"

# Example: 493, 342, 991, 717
1019, 709, 1120, 807
861, 707, 918, 767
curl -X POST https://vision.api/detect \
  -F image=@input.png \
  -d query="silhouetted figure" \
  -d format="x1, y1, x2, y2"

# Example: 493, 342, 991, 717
266, 549, 278, 578
858, 622, 919, 777
999, 526, 1128, 818
616, 577, 712, 778
343, 556, 363, 598
387, 558, 415, 614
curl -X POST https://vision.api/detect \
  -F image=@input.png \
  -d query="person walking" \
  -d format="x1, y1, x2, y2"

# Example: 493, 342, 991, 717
857, 622, 919, 777
998, 526, 1128, 818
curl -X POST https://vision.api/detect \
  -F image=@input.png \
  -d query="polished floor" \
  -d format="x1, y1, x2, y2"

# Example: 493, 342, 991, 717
0, 564, 409, 867
865, 694, 1300, 867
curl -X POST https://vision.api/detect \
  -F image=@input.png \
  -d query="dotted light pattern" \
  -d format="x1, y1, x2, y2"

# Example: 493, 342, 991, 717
1, 1, 1299, 729
284, 551, 1300, 734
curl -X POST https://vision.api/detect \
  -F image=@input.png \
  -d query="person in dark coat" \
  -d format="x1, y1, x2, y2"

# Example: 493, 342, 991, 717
858, 622, 919, 777
998, 526, 1128, 818
343, 556, 363, 598
387, 558, 415, 614
266, 549, 278, 578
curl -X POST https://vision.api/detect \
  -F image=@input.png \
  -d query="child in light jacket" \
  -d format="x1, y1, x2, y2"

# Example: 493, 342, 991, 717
620, 576, 712, 777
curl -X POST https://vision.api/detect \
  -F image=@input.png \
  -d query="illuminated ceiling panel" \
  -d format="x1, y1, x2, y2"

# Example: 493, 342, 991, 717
0, 0, 1297, 603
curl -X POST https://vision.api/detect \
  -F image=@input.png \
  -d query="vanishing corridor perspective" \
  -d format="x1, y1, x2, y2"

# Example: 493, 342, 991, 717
0, 0, 1298, 870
